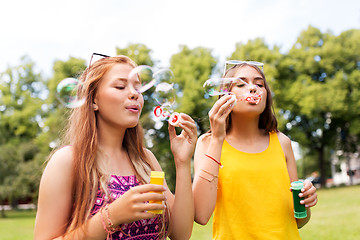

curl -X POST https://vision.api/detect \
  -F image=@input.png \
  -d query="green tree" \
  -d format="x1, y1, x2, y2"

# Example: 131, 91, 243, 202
170, 45, 218, 133
276, 26, 360, 186
116, 43, 155, 66
0, 56, 45, 215
36, 57, 86, 153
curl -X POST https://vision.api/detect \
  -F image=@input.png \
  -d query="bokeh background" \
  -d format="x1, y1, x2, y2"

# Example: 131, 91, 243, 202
0, 0, 359, 239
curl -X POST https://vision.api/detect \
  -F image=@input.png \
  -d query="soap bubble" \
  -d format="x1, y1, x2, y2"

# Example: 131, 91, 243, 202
203, 78, 237, 96
56, 78, 85, 108
128, 66, 175, 94
153, 68, 174, 85
153, 82, 176, 106
128, 65, 156, 93
150, 68, 181, 127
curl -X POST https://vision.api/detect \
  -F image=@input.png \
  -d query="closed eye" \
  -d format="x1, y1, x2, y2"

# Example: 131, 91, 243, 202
235, 83, 246, 88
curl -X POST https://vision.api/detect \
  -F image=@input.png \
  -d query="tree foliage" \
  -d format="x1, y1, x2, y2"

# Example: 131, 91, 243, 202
0, 57, 45, 215
276, 26, 360, 185
1, 27, 359, 212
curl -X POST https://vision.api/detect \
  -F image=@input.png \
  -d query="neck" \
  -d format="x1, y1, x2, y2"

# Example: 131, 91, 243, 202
227, 113, 263, 140
97, 122, 127, 157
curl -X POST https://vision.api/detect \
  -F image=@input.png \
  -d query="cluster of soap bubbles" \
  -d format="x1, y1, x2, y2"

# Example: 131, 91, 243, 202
203, 77, 263, 104
56, 65, 180, 126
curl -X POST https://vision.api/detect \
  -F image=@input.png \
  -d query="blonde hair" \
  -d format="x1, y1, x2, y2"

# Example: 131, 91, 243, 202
59, 55, 168, 238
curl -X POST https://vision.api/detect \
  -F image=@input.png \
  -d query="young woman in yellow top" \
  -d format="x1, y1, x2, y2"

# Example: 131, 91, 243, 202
193, 61, 318, 239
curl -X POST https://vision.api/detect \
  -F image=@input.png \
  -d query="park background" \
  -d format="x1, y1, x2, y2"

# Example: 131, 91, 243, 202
1, 0, 360, 239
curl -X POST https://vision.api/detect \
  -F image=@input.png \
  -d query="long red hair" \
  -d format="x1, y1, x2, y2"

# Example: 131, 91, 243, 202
61, 55, 155, 237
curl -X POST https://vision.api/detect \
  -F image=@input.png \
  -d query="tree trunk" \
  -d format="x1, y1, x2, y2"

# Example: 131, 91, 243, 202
0, 202, 6, 218
318, 145, 326, 187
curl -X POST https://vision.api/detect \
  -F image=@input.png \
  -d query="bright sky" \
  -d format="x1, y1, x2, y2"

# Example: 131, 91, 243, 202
1, 0, 359, 77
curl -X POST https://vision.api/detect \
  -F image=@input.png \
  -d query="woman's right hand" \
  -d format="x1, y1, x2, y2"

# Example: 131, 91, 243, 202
108, 184, 166, 225
208, 94, 236, 140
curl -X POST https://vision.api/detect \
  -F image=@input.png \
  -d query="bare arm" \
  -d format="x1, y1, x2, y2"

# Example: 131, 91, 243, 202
278, 132, 318, 229
193, 135, 223, 225
167, 113, 197, 240
34, 146, 76, 239
193, 95, 235, 225
146, 113, 197, 240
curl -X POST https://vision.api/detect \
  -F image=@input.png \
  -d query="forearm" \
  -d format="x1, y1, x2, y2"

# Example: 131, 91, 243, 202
169, 163, 194, 240
193, 137, 223, 225
296, 208, 311, 229
35, 211, 107, 240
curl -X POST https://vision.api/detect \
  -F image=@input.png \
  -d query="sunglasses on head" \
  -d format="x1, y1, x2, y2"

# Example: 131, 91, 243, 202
223, 60, 264, 75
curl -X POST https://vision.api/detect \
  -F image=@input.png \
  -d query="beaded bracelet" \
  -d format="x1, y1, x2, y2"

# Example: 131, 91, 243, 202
104, 204, 117, 231
100, 206, 114, 239
205, 154, 223, 168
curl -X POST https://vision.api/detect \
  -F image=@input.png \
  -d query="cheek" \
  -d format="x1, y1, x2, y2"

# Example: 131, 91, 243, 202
139, 95, 144, 109
260, 92, 268, 108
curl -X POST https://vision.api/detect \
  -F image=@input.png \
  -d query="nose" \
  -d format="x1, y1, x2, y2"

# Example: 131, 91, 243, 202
248, 84, 257, 94
128, 84, 140, 100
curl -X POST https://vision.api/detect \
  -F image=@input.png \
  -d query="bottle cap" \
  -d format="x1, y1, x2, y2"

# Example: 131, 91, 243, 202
291, 180, 304, 190
151, 171, 165, 178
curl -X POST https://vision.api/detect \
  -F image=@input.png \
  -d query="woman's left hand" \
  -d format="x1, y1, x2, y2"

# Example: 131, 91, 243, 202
168, 113, 197, 167
299, 180, 318, 208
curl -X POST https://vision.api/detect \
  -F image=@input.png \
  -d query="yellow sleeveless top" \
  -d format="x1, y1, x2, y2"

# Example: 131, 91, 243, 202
213, 132, 301, 240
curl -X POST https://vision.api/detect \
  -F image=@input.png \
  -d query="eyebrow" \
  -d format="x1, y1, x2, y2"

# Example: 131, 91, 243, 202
114, 78, 127, 82
113, 78, 141, 86
238, 76, 264, 81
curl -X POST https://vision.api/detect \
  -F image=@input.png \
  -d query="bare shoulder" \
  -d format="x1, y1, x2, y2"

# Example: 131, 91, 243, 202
276, 131, 292, 148
38, 145, 75, 206
40, 145, 75, 189
35, 146, 75, 238
143, 148, 162, 171
44, 146, 74, 174
275, 131, 296, 162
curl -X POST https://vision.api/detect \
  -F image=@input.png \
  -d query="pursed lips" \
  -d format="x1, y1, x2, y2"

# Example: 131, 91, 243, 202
125, 104, 140, 112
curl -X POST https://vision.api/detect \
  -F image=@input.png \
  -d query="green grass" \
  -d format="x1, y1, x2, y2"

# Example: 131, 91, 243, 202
0, 209, 36, 240
1, 185, 360, 240
298, 185, 360, 240
190, 184, 360, 240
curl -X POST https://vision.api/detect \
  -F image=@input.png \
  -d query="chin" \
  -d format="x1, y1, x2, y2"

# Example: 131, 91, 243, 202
125, 119, 140, 129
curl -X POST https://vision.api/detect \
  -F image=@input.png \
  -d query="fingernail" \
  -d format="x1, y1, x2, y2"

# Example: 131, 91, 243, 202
300, 200, 304, 204
305, 205, 309, 208
299, 193, 303, 197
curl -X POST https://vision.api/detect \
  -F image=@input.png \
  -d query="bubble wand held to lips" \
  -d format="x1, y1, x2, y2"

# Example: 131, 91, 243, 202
203, 77, 263, 104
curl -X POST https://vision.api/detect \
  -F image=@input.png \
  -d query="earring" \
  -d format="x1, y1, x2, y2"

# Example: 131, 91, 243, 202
93, 104, 98, 111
